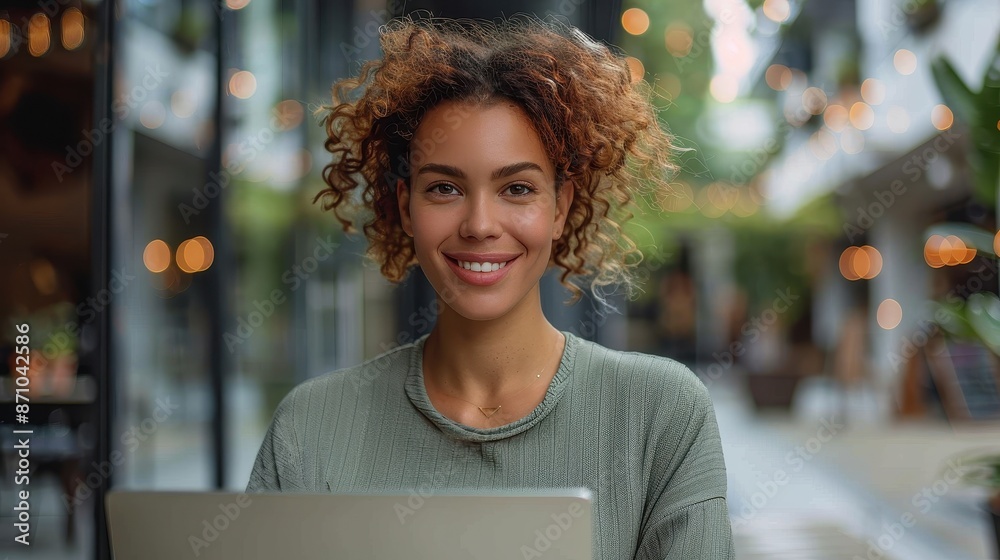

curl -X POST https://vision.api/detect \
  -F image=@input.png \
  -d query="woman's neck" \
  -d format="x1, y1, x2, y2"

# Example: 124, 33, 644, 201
422, 296, 564, 403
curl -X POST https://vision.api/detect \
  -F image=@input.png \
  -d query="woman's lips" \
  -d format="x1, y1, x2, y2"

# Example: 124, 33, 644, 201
445, 255, 518, 286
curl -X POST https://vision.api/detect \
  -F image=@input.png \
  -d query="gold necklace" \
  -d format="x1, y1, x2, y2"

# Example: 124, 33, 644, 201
429, 335, 562, 419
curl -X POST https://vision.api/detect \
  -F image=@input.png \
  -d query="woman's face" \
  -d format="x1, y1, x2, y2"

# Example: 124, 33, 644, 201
397, 99, 573, 322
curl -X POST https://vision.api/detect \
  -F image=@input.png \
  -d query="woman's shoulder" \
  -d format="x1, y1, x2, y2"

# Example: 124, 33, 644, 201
568, 333, 712, 411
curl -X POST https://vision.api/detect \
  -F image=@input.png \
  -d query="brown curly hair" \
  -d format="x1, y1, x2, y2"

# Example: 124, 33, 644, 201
314, 13, 675, 305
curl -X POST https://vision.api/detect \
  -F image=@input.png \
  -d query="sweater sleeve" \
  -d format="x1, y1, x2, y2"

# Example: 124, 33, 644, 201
634, 372, 735, 560
246, 389, 307, 493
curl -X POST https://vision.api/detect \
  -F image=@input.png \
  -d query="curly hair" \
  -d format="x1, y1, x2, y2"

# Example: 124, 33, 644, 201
314, 13, 676, 306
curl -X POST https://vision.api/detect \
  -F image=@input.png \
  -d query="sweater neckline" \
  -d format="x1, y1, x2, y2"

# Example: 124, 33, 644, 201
404, 329, 578, 443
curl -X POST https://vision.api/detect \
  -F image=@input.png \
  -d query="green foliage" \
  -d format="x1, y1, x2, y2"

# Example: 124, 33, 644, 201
930, 34, 1000, 209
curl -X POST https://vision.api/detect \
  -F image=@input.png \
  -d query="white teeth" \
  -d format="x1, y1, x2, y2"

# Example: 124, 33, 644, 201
457, 260, 508, 272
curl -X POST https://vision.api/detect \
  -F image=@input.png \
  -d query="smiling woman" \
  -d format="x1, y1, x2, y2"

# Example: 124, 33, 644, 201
247, 13, 734, 560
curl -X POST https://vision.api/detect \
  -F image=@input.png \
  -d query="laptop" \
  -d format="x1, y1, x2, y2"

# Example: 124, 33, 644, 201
106, 488, 593, 559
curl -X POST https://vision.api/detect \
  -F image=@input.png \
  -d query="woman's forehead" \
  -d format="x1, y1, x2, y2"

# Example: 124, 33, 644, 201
410, 100, 555, 177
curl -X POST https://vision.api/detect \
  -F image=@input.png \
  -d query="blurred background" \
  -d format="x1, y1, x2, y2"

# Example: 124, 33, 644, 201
1, 0, 999, 558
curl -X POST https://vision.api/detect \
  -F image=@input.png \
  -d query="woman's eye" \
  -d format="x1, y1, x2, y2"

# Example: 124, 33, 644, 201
507, 183, 534, 196
428, 184, 457, 195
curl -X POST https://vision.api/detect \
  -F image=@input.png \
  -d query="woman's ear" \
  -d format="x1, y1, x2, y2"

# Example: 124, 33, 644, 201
553, 181, 575, 240
397, 179, 413, 237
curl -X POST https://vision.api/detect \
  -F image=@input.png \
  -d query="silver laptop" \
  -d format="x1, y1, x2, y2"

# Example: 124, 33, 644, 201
106, 488, 593, 559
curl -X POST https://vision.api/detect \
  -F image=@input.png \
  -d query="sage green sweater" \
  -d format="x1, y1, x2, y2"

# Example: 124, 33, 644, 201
247, 330, 735, 559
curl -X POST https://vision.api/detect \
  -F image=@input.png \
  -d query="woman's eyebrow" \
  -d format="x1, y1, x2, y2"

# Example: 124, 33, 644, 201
415, 161, 545, 180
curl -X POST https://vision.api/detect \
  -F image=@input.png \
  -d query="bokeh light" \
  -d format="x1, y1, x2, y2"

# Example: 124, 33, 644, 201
710, 74, 739, 103
625, 56, 645, 83
839, 247, 861, 281
765, 64, 792, 91
176, 237, 215, 273
924, 235, 945, 268
840, 246, 883, 280
877, 299, 902, 330
274, 99, 305, 130
664, 23, 693, 57
622, 8, 650, 35
658, 181, 694, 212
893, 49, 917, 75
762, 0, 791, 23
61, 8, 85, 50
229, 70, 257, 99
143, 240, 171, 273
0, 19, 10, 58
823, 104, 849, 132
860, 78, 885, 105
849, 102, 875, 130
140, 101, 166, 129
28, 13, 50, 57
802, 87, 828, 115
931, 104, 953, 130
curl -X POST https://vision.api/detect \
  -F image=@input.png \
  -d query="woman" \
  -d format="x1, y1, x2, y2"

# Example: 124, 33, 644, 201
247, 14, 734, 559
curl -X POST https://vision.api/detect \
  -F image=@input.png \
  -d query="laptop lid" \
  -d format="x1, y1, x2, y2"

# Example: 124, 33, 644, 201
106, 488, 593, 559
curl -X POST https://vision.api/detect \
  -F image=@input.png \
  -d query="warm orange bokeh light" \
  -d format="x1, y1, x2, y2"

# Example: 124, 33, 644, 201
849, 102, 875, 130
840, 245, 883, 280
621, 8, 650, 35
28, 13, 50, 57
664, 23, 693, 57
762, 0, 791, 23
824, 104, 849, 132
61, 8, 85, 50
143, 240, 171, 273
765, 64, 793, 91
860, 246, 883, 279
192, 236, 215, 271
860, 78, 885, 105
995, 230, 1000, 256
924, 235, 945, 268
877, 299, 903, 330
893, 49, 917, 75
839, 247, 860, 281
229, 70, 257, 99
176, 237, 215, 273
0, 19, 10, 58
931, 104, 954, 130
625, 56, 645, 83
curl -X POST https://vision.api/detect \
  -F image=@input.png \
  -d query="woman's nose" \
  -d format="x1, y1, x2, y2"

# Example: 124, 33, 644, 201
459, 194, 503, 240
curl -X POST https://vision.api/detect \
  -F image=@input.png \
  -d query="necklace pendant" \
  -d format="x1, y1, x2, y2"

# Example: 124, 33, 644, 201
478, 406, 501, 418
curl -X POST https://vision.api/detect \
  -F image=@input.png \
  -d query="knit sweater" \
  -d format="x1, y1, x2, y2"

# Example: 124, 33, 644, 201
246, 330, 735, 559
